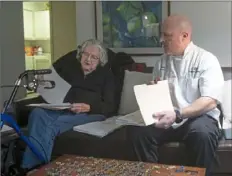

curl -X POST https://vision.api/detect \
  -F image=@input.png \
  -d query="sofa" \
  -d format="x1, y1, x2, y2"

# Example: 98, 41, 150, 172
54, 72, 232, 176
13, 60, 232, 176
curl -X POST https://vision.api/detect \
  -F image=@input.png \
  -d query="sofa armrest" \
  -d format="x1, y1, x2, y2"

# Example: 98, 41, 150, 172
14, 95, 46, 127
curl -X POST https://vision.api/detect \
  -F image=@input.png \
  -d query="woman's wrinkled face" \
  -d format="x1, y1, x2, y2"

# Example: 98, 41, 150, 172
80, 45, 100, 74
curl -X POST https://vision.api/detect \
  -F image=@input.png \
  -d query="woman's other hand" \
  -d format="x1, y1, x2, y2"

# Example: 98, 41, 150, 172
70, 103, 90, 113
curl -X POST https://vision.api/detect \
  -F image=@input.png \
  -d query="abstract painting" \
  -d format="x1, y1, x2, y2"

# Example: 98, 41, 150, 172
95, 1, 170, 55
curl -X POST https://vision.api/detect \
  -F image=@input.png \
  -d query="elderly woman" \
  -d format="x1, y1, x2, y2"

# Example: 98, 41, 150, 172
21, 39, 116, 170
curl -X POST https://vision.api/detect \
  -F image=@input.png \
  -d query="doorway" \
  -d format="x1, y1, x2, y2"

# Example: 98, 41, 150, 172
22, 1, 77, 95
23, 1, 52, 71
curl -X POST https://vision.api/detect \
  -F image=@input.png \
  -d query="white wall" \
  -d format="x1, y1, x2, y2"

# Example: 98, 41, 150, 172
75, 1, 232, 80
0, 2, 26, 108
76, 1, 95, 45
50, 1, 77, 61
170, 1, 231, 67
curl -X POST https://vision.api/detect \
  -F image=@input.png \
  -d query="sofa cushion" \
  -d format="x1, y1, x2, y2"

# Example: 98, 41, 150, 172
106, 51, 135, 115
118, 70, 152, 115
221, 80, 231, 123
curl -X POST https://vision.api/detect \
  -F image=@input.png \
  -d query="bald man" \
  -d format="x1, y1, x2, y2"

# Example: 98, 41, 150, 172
128, 15, 224, 175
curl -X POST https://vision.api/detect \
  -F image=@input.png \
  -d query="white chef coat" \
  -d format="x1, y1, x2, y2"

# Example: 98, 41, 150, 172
152, 42, 224, 128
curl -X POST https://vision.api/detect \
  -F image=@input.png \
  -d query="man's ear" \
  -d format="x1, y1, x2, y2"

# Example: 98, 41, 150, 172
182, 32, 188, 39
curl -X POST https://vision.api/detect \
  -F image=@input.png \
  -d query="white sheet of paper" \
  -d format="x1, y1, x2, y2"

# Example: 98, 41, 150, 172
116, 110, 145, 126
73, 117, 122, 138
36, 66, 71, 104
134, 80, 174, 126
27, 103, 71, 110
73, 112, 146, 138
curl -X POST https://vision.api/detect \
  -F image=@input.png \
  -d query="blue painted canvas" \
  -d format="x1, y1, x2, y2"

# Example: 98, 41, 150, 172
101, 1, 164, 48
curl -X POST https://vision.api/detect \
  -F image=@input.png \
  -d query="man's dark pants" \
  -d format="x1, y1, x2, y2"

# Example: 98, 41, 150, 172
127, 115, 220, 176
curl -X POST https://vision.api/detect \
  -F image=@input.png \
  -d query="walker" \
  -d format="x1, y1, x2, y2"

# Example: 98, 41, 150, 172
0, 69, 55, 175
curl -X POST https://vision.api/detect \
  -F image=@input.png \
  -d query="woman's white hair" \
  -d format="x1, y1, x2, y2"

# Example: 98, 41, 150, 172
77, 39, 108, 66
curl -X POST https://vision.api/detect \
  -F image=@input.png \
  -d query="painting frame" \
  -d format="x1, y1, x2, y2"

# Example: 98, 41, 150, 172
95, 1, 170, 56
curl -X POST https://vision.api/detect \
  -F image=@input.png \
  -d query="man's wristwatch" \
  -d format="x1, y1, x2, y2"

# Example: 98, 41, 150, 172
174, 109, 183, 124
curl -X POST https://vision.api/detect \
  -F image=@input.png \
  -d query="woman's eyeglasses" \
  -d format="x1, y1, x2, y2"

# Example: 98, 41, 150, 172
81, 52, 100, 63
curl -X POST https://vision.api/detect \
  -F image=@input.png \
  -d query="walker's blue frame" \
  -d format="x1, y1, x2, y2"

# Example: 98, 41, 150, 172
1, 113, 46, 162
0, 69, 54, 164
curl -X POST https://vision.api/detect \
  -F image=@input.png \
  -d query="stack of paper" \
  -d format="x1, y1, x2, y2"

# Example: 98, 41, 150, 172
133, 80, 174, 126
73, 111, 147, 138
116, 110, 144, 126
73, 117, 122, 138
27, 103, 71, 110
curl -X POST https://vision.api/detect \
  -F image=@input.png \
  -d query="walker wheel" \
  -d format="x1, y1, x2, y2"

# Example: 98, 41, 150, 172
8, 164, 21, 176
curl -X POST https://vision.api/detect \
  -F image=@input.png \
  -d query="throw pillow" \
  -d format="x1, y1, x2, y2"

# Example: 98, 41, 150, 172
221, 79, 232, 123
118, 70, 153, 115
